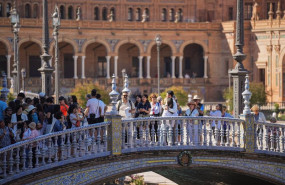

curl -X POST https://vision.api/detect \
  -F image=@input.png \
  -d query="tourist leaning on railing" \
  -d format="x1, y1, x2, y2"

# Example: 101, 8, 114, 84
185, 101, 199, 117
209, 104, 222, 134
11, 105, 28, 141
0, 119, 13, 148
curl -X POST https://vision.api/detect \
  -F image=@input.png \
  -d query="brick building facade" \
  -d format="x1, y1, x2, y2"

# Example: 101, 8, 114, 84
0, 0, 283, 101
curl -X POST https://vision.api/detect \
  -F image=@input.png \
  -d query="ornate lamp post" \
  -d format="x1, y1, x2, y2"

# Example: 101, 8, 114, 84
52, 6, 60, 104
229, 0, 248, 118
38, 0, 54, 97
155, 34, 162, 96
109, 74, 120, 115
21, 68, 26, 92
9, 4, 20, 94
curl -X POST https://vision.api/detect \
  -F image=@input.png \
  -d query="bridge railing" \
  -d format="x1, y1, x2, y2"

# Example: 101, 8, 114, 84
121, 116, 245, 153
0, 121, 110, 183
255, 121, 285, 155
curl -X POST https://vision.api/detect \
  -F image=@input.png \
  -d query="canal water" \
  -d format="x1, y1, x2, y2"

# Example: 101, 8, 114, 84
153, 167, 276, 185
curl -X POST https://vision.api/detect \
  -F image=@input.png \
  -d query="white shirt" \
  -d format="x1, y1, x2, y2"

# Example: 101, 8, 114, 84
86, 98, 100, 118
70, 113, 77, 128
185, 109, 199, 117
11, 113, 28, 132
162, 98, 178, 117
117, 100, 134, 119
150, 102, 161, 116
99, 100, 106, 117
210, 110, 222, 128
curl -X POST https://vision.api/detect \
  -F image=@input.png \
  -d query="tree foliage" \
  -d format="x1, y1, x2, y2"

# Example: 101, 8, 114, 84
223, 82, 267, 112
161, 86, 188, 106
70, 82, 110, 108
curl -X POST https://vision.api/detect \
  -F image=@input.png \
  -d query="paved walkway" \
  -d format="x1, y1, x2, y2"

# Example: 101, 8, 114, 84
135, 171, 178, 185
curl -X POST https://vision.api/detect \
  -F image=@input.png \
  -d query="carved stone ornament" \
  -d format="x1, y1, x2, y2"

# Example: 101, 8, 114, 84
178, 151, 192, 167
107, 39, 119, 52
251, 2, 259, 21
267, 45, 273, 53
274, 45, 280, 53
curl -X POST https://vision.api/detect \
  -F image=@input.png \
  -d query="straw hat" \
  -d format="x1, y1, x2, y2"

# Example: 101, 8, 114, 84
251, 105, 259, 111
187, 100, 196, 106
193, 95, 201, 100
29, 122, 36, 130
27, 105, 36, 112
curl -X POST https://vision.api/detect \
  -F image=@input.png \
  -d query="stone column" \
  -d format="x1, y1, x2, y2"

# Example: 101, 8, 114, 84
81, 56, 86, 79
171, 56, 176, 78
147, 56, 151, 78
73, 56, 78, 79
114, 56, 118, 78
49, 59, 52, 67
203, 56, 208, 78
179, 56, 183, 78
139, 56, 143, 79
6, 55, 11, 79
106, 56, 111, 79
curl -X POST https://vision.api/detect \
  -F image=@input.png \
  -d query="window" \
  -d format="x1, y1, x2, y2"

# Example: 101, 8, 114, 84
267, 2, 276, 19
207, 11, 215, 22
164, 57, 171, 77
128, 8, 133, 21
33, 4, 39, 18
98, 57, 107, 77
25, 4, 31, 18
259, 69, 265, 85
132, 57, 139, 77
245, 3, 253, 20
228, 7, 233, 20
0, 56, 7, 74
136, 8, 141, 21
162, 8, 167, 21
0, 3, 3, 17
169, 8, 174, 22
29, 56, 41, 77
178, 8, 183, 22
60, 5, 65, 19
102, 7, 108, 20
145, 8, 149, 21
110, 7, 115, 21
94, 7, 99, 20
6, 3, 11, 17
64, 54, 74, 78
68, 6, 73, 19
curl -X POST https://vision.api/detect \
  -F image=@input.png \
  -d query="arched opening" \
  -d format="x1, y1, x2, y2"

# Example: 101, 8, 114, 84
183, 44, 204, 78
118, 43, 140, 78
33, 4, 39, 18
94, 7, 99, 20
150, 44, 173, 78
136, 8, 141, 21
60, 5, 65, 19
110, 7, 115, 21
0, 3, 3, 17
0, 41, 8, 75
169, 8, 174, 22
128, 8, 133, 21
161, 8, 167, 21
25, 4, 31, 18
68, 6, 73, 19
102, 7, 108, 21
85, 43, 108, 78
178, 8, 183, 22
6, 3, 11, 17
145, 8, 149, 21
58, 42, 75, 78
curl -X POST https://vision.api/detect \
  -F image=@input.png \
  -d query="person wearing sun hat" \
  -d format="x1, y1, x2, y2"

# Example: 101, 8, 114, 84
251, 105, 266, 123
185, 101, 199, 117
193, 95, 204, 116
27, 105, 39, 124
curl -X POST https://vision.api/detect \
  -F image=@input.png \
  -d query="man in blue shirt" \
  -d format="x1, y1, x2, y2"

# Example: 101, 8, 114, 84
0, 94, 8, 121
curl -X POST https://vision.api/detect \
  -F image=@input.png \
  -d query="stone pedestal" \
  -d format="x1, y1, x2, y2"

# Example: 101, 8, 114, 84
240, 114, 255, 153
106, 115, 122, 155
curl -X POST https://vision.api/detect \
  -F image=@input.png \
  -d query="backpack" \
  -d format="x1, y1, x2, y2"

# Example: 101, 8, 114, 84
117, 100, 133, 111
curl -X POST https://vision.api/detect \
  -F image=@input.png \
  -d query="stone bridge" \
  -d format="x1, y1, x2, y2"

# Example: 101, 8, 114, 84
0, 116, 284, 185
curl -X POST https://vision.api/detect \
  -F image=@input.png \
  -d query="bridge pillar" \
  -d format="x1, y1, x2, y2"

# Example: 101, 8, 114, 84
240, 114, 255, 153
106, 115, 122, 155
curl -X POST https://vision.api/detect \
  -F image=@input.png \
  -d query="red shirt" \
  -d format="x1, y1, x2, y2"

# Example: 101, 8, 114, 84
60, 104, 69, 117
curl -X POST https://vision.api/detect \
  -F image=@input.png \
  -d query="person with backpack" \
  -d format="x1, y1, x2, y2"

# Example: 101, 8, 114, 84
116, 92, 135, 119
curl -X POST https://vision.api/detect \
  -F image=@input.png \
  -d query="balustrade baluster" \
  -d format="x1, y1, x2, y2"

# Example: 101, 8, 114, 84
54, 136, 59, 162
91, 128, 96, 154
103, 126, 107, 152
122, 122, 126, 149
157, 121, 161, 146
186, 121, 190, 146
203, 119, 207, 146
191, 120, 195, 146
257, 124, 262, 150
151, 121, 155, 146
163, 120, 167, 146
35, 142, 40, 168
60, 134, 66, 160
168, 121, 173, 146
139, 122, 143, 147
97, 127, 101, 152
180, 119, 184, 146
9, 148, 14, 175
175, 120, 178, 146
232, 122, 236, 147
41, 140, 46, 165
225, 122, 229, 147
270, 127, 274, 151
198, 119, 202, 146
28, 144, 33, 169
16, 147, 20, 173
22, 145, 27, 171
133, 122, 137, 148
78, 131, 83, 157
126, 122, 130, 148
47, 137, 52, 163
276, 127, 280, 152
220, 120, 225, 147
145, 121, 150, 147
265, 126, 269, 151
282, 128, 285, 153
67, 133, 72, 158
84, 130, 89, 155
3, 151, 7, 177
237, 122, 241, 148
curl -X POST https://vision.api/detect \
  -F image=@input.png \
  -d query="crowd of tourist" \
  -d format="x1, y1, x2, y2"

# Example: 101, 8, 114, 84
0, 88, 271, 149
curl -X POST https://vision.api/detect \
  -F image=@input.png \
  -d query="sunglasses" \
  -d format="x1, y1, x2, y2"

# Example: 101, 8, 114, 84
123, 95, 128, 97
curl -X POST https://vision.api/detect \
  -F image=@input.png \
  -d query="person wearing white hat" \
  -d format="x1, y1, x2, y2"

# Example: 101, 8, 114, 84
27, 105, 39, 124
193, 95, 204, 116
